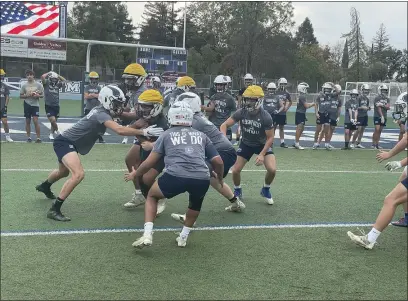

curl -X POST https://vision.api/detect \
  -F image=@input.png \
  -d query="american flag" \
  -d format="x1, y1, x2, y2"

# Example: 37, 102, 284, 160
0, 1, 60, 37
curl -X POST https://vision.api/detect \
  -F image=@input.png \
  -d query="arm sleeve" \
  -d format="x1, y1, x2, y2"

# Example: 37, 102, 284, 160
204, 136, 219, 160
231, 109, 242, 122
152, 133, 166, 155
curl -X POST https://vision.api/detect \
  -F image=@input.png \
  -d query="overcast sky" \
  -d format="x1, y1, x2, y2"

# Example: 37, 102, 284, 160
68, 1, 407, 50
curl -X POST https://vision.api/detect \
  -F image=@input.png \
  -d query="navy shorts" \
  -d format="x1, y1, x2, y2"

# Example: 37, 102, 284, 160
53, 135, 77, 163
357, 116, 368, 127
237, 141, 274, 161
157, 172, 210, 211
344, 123, 357, 131
401, 177, 408, 189
316, 112, 329, 125
272, 114, 287, 126
295, 112, 306, 125
374, 117, 387, 127
328, 116, 338, 127
1, 107, 7, 119
24, 102, 40, 118
207, 148, 237, 178
140, 148, 165, 172
45, 105, 60, 118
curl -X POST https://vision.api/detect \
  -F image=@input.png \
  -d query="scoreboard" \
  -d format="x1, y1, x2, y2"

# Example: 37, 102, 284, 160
136, 47, 187, 74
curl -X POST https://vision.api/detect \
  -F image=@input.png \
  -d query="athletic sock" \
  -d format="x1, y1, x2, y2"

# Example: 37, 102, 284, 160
144, 222, 154, 236
229, 196, 237, 203
52, 197, 65, 211
180, 226, 192, 239
135, 189, 142, 195
263, 183, 271, 188
295, 142, 300, 146
234, 185, 241, 189
280, 139, 284, 144
367, 228, 381, 243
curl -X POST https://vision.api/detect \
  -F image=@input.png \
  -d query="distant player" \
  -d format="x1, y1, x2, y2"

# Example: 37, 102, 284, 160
41, 71, 65, 140
35, 85, 163, 221
84, 71, 104, 143
275, 77, 292, 148
342, 89, 359, 150
312, 82, 333, 150
351, 84, 371, 148
20, 69, 43, 143
126, 101, 224, 248
263, 82, 284, 145
221, 85, 276, 205
150, 76, 163, 95
372, 84, 390, 149
395, 92, 407, 143
294, 82, 315, 149
202, 75, 236, 140
163, 76, 196, 117
224, 76, 233, 96
234, 73, 254, 145
1, 69, 13, 142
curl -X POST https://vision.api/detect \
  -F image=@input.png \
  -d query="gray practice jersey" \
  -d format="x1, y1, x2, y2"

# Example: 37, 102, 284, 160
153, 126, 219, 180
328, 93, 342, 119
192, 113, 234, 152
263, 92, 281, 115
62, 106, 112, 155
43, 79, 62, 106
20, 81, 43, 107
357, 95, 370, 117
129, 84, 148, 109
373, 95, 390, 118
276, 90, 291, 115
1, 82, 10, 110
232, 107, 273, 147
315, 93, 331, 114
344, 98, 359, 123
84, 84, 102, 110
208, 91, 236, 128
296, 94, 307, 114
163, 88, 184, 117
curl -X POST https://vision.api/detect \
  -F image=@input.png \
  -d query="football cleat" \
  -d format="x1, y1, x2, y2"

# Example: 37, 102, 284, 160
391, 217, 408, 227
347, 231, 375, 250
124, 192, 146, 208
47, 209, 71, 222
176, 235, 187, 248
36, 184, 56, 199
132, 234, 153, 249
356, 144, 365, 149
49, 133, 54, 140
27, 137, 32, 143
280, 142, 288, 148
312, 144, 319, 150
170, 213, 197, 226
234, 187, 243, 199
225, 198, 246, 212
5, 135, 13, 142
122, 137, 128, 144
350, 143, 355, 149
293, 144, 305, 150
156, 199, 167, 216
260, 187, 274, 205
35, 138, 42, 143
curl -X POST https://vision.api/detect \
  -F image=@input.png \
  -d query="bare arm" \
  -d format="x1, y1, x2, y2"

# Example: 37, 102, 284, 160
220, 117, 236, 135
210, 155, 224, 184
376, 132, 408, 162
104, 120, 147, 136
202, 101, 215, 112
277, 99, 285, 113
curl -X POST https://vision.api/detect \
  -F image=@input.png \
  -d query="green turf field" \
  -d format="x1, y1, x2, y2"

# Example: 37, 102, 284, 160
1, 143, 407, 300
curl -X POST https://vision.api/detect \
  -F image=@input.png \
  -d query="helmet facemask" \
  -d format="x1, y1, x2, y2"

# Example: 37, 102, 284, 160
123, 74, 145, 91
279, 83, 286, 91
350, 93, 358, 100
108, 96, 125, 115
267, 88, 276, 94
244, 79, 253, 87
138, 103, 162, 120
216, 83, 226, 93
380, 89, 388, 97
243, 97, 262, 114
362, 89, 370, 96
50, 78, 59, 87
90, 78, 98, 85
153, 81, 161, 90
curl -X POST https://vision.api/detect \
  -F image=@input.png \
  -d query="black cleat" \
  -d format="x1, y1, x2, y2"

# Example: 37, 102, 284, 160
280, 142, 288, 148
36, 184, 56, 199
98, 137, 105, 143
47, 209, 71, 221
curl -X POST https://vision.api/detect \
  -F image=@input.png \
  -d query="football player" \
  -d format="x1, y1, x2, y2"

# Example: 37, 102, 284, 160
170, 92, 245, 223
234, 74, 254, 145
163, 76, 196, 117
20, 69, 44, 143
275, 77, 292, 148
126, 101, 224, 248
1, 69, 13, 142
294, 82, 315, 149
351, 84, 371, 148
312, 82, 333, 150
395, 92, 407, 143
221, 85, 276, 205
35, 85, 164, 221
150, 76, 163, 94
202, 75, 236, 140
263, 82, 284, 144
347, 131, 408, 249
84, 71, 104, 143
225, 76, 233, 95
372, 84, 390, 149
41, 71, 66, 141
342, 89, 359, 150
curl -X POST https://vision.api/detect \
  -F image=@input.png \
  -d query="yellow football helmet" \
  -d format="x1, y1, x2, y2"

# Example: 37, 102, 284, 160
88, 71, 99, 85
177, 76, 196, 92
122, 63, 147, 90
137, 89, 164, 119
0, 69, 5, 76
242, 85, 264, 112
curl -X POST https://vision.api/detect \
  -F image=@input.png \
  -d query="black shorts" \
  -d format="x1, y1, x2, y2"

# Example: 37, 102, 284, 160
206, 148, 237, 178
401, 177, 408, 189
53, 135, 77, 163
24, 102, 40, 118
295, 112, 306, 125
140, 148, 165, 172
272, 114, 287, 126
316, 112, 329, 125
328, 116, 338, 127
237, 141, 274, 161
1, 107, 7, 119
374, 117, 387, 127
357, 116, 368, 127
344, 123, 357, 131
45, 105, 60, 118
157, 172, 210, 211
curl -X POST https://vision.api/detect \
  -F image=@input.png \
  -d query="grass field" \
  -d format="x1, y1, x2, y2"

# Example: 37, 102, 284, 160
1, 143, 407, 300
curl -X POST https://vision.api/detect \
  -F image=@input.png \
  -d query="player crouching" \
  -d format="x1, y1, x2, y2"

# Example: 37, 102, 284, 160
126, 102, 224, 248
221, 85, 276, 205
35, 85, 164, 221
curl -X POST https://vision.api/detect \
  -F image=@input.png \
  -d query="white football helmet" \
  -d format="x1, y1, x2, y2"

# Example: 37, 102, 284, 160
214, 75, 226, 92
174, 92, 201, 114
322, 82, 333, 95
48, 71, 59, 86
243, 73, 253, 87
277, 77, 288, 90
350, 89, 359, 99
393, 92, 408, 122
378, 84, 389, 96
297, 82, 309, 94
267, 82, 277, 93
98, 85, 126, 114
168, 101, 194, 126
361, 83, 370, 96
334, 84, 342, 93
151, 76, 161, 89
224, 76, 232, 83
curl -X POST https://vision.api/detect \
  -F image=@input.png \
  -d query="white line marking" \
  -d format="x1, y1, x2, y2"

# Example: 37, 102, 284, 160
0, 168, 397, 174
1, 223, 374, 237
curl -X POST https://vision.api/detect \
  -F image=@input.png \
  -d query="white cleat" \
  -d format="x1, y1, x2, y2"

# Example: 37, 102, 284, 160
176, 235, 188, 248
350, 143, 355, 149
347, 231, 375, 250
356, 144, 365, 149
123, 192, 146, 208
132, 234, 153, 249
49, 133, 54, 140
5, 135, 13, 142
156, 199, 167, 216
122, 137, 128, 144
170, 213, 197, 226
294, 144, 305, 150
312, 144, 319, 150
325, 145, 332, 151
225, 198, 246, 212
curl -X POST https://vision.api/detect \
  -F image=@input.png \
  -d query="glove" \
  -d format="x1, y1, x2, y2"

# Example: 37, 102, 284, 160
143, 125, 164, 137
380, 116, 385, 124
385, 161, 402, 172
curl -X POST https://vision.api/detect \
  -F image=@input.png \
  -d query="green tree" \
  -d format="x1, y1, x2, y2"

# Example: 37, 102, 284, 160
372, 23, 390, 63
293, 45, 329, 84
368, 62, 388, 81
341, 39, 349, 69
295, 17, 318, 47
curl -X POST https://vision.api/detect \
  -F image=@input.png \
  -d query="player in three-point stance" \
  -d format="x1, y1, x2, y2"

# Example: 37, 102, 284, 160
221, 85, 276, 205
35, 85, 163, 221
126, 101, 224, 248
